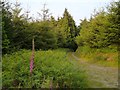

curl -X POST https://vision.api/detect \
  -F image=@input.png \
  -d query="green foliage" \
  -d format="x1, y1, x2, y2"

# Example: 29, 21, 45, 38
76, 1, 119, 49
2, 1, 12, 53
24, 21, 57, 50
11, 1, 28, 49
37, 3, 52, 21
2, 29, 10, 53
2, 49, 87, 88
107, 0, 120, 44
2, 0, 119, 53
76, 18, 90, 46
75, 46, 118, 67
2, 1, 78, 52
76, 12, 112, 48
56, 8, 78, 50
93, 55, 107, 61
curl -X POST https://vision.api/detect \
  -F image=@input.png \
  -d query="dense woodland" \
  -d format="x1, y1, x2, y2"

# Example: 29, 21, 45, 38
2, 0, 119, 54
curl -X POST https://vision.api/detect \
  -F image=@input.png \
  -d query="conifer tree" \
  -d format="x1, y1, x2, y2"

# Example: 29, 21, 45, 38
37, 3, 52, 21
2, 1, 12, 53
107, 0, 120, 45
11, 0, 27, 48
57, 8, 78, 50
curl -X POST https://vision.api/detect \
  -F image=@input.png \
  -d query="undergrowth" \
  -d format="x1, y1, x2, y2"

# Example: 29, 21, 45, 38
2, 49, 87, 88
75, 46, 118, 67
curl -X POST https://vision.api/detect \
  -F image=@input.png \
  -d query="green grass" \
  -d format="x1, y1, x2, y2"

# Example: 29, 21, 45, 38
2, 49, 87, 88
75, 46, 118, 67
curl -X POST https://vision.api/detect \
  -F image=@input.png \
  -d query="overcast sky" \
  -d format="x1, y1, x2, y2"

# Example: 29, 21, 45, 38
8, 0, 115, 25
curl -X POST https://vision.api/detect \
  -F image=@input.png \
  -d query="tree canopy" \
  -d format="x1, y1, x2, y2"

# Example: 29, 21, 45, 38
2, 0, 119, 53
76, 1, 119, 48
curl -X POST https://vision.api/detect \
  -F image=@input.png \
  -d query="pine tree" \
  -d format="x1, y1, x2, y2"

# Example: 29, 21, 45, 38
76, 5, 119, 48
2, 1, 12, 53
56, 8, 78, 50
75, 18, 90, 46
63, 8, 77, 38
37, 3, 52, 21
107, 0, 120, 45
11, 0, 26, 48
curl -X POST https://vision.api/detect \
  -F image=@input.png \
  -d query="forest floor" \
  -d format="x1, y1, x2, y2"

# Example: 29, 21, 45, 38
68, 52, 118, 88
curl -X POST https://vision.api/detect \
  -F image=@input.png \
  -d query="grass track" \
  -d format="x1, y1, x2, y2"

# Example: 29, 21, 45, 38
68, 52, 118, 88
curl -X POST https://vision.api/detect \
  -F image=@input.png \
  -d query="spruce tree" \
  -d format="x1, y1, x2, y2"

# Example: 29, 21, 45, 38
57, 8, 78, 50
2, 1, 12, 53
11, 1, 27, 49
107, 0, 120, 45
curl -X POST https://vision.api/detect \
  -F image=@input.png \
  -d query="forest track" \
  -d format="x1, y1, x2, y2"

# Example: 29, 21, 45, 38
71, 53, 118, 88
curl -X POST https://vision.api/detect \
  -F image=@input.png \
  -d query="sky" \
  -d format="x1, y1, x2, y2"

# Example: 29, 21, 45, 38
8, 0, 115, 25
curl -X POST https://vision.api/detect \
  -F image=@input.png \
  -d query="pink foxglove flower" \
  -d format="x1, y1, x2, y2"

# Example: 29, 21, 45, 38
30, 38, 35, 75
30, 54, 34, 74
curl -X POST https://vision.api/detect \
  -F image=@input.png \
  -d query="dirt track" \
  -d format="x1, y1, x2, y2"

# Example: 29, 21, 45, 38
72, 53, 118, 88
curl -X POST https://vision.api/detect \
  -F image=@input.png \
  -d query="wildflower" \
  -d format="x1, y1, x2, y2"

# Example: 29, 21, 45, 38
30, 54, 34, 74
30, 38, 35, 75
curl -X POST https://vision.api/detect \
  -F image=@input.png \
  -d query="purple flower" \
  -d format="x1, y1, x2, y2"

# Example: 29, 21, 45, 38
30, 54, 34, 74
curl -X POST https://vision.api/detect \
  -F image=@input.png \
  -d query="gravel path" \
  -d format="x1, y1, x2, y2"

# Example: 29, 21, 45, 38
72, 53, 118, 88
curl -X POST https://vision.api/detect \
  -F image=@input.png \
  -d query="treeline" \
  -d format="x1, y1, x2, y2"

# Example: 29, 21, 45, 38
2, 0, 120, 54
2, 1, 78, 54
76, 1, 120, 49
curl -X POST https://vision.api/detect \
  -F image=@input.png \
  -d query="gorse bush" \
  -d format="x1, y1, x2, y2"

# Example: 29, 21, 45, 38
2, 49, 87, 88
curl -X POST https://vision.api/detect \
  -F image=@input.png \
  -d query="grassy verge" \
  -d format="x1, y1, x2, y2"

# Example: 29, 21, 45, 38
74, 46, 118, 67
2, 49, 87, 88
